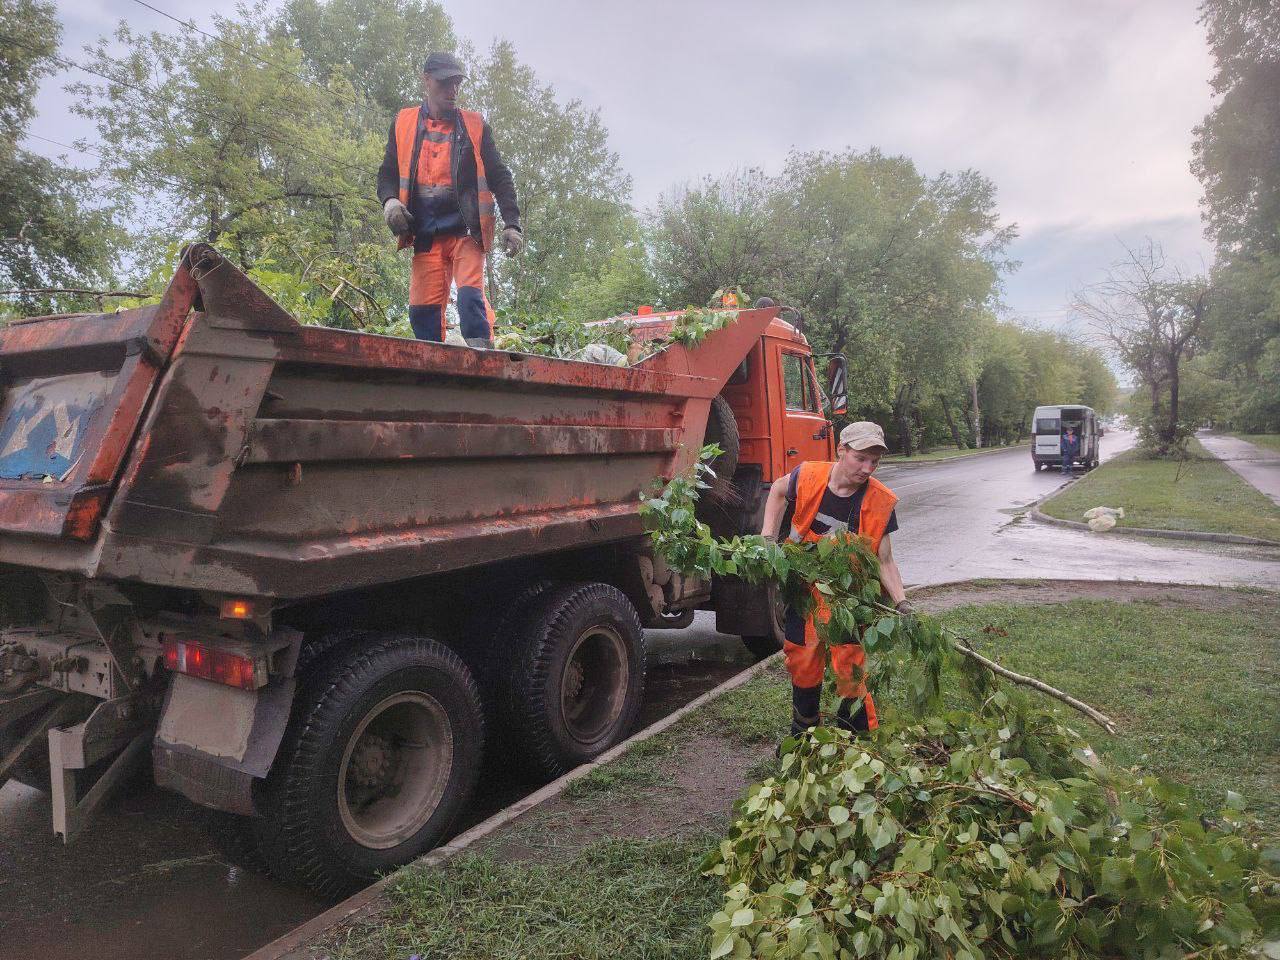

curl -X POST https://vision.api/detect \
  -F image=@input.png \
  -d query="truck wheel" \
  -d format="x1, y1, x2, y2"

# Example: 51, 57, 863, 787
254, 634, 483, 898
503, 583, 645, 779
704, 395, 740, 480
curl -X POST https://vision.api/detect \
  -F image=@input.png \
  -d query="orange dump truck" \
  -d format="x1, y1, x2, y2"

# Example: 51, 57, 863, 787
0, 245, 844, 895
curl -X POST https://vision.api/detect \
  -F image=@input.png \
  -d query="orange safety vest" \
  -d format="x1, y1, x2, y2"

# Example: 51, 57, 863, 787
788, 462, 898, 554
394, 106, 496, 253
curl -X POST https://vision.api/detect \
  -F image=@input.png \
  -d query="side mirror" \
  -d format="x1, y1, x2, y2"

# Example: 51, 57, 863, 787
826, 355, 848, 417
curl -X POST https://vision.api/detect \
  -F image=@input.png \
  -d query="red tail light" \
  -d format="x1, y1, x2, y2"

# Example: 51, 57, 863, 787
163, 639, 264, 690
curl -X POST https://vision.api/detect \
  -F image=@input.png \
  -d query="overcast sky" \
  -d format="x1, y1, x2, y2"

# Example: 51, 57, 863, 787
30, 0, 1215, 326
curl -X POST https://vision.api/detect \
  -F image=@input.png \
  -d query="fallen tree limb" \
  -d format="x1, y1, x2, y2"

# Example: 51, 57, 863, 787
953, 633, 1118, 734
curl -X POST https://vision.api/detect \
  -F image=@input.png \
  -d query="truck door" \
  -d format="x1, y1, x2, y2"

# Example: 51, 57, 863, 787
776, 346, 831, 473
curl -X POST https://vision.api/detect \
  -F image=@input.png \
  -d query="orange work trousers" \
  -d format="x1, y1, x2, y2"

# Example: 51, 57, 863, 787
782, 595, 879, 730
408, 234, 496, 342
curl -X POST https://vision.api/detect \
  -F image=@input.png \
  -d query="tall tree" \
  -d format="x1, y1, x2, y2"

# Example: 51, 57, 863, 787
1074, 241, 1209, 453
773, 151, 1014, 455
1, 0, 119, 315
647, 168, 783, 308
71, 8, 390, 327
281, 0, 455, 118
1192, 0, 1280, 431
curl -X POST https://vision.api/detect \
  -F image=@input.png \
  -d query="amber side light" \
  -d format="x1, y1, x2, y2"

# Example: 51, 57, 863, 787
219, 598, 254, 620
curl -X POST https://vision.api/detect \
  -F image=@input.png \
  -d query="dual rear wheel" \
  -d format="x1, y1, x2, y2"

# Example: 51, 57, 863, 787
247, 581, 646, 897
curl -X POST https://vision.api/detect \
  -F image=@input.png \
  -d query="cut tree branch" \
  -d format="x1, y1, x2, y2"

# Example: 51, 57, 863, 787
952, 635, 1119, 734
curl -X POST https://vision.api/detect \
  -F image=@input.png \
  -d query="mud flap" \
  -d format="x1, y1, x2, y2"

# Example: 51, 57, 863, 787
152, 674, 295, 816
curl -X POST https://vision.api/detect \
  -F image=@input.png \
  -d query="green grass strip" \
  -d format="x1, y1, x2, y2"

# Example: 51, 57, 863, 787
331, 837, 719, 960
1236, 433, 1280, 455
1039, 438, 1280, 539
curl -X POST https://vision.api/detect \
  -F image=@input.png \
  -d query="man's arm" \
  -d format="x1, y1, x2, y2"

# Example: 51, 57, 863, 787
376, 121, 401, 206
479, 121, 520, 230
759, 475, 790, 540
876, 534, 907, 606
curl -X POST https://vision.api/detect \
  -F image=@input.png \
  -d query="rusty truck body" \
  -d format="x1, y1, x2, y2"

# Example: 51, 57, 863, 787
0, 245, 842, 896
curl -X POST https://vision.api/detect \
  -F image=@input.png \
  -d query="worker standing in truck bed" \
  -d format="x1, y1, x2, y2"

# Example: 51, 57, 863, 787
759, 421, 913, 737
377, 51, 523, 348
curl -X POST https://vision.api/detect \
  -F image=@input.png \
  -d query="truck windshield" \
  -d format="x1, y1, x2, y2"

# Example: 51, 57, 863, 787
1035, 417, 1060, 434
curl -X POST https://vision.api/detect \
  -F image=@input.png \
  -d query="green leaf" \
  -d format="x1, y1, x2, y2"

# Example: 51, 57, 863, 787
829, 805, 850, 826
730, 908, 755, 928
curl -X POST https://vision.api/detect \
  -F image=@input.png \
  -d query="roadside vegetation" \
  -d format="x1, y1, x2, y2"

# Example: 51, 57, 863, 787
322, 591, 1279, 960
1236, 433, 1280, 455
1039, 438, 1280, 540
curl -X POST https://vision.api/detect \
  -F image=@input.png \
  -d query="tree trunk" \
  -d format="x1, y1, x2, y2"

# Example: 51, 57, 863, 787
894, 384, 916, 456
968, 379, 983, 447
939, 394, 967, 449
1165, 353, 1181, 446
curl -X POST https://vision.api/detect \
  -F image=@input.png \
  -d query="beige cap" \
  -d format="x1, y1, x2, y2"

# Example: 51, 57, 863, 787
838, 421, 887, 451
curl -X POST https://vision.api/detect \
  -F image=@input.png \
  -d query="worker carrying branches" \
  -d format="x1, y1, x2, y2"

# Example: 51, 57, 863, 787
760, 422, 912, 737
377, 52, 523, 348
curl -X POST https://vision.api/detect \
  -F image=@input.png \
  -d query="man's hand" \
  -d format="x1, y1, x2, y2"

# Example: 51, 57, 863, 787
383, 198, 413, 236
895, 599, 915, 616
501, 226, 524, 257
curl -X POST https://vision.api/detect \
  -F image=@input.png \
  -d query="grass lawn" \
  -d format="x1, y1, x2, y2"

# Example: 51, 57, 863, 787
326, 591, 1279, 959
1236, 433, 1280, 455
1039, 438, 1280, 540
883, 441, 1027, 464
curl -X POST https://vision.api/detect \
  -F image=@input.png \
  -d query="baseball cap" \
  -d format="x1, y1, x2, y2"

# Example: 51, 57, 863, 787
838, 421, 887, 452
423, 52, 466, 80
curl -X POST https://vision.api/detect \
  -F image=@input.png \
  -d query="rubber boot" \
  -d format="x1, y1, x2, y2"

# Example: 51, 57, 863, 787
835, 696, 870, 735
778, 684, 822, 757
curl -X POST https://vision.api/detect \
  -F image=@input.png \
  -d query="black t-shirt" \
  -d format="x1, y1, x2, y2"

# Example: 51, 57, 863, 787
779, 467, 898, 540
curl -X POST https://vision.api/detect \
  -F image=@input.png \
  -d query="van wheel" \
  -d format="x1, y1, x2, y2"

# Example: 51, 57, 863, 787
253, 634, 483, 899
503, 583, 645, 779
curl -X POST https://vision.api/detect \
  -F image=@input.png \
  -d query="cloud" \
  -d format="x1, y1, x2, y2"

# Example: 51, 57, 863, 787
30, 0, 1216, 321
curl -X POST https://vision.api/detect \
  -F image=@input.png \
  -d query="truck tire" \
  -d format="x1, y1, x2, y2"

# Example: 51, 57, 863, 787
253, 633, 484, 898
704, 395, 740, 481
502, 583, 645, 779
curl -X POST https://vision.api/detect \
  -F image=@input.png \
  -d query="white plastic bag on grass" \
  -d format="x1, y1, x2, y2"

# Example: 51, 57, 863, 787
1087, 514, 1117, 532
1082, 506, 1125, 521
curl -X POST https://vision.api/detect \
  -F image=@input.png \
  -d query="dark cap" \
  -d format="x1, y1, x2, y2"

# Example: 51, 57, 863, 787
423, 51, 466, 80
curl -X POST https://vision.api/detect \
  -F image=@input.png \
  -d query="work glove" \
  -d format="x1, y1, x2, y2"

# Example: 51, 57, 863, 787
383, 198, 414, 237
501, 225, 524, 257
895, 598, 918, 633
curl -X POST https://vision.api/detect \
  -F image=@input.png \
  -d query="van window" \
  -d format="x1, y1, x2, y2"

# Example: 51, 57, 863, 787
1035, 417, 1060, 434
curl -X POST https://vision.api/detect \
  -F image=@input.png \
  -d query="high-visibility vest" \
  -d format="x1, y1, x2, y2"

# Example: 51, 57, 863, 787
394, 106, 496, 252
788, 462, 897, 554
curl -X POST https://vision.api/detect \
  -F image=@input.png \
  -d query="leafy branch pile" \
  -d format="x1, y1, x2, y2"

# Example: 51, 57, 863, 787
493, 305, 739, 365
640, 450, 1279, 959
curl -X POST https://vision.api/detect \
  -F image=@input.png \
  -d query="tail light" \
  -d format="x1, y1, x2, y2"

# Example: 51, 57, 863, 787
163, 639, 266, 690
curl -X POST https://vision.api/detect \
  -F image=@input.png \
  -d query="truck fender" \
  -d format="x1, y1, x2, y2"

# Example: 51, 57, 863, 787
152, 674, 295, 816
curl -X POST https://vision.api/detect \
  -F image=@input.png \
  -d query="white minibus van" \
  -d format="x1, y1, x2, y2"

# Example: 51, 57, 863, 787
1031, 405, 1099, 471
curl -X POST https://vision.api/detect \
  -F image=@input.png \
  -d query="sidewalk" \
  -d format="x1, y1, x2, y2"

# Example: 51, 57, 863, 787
1198, 432, 1280, 507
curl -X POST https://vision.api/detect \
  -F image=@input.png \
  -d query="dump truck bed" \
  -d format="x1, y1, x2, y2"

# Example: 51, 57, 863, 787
0, 246, 775, 599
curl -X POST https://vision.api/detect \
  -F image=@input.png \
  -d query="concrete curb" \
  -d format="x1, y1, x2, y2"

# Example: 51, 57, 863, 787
1027, 503, 1280, 547
242, 649, 783, 960
883, 443, 1029, 468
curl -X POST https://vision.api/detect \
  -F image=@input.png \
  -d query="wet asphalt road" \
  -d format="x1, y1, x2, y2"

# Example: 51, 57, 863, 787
2, 431, 1276, 960
880, 430, 1279, 589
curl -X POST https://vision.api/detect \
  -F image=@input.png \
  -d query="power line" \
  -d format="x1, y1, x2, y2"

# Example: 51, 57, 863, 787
24, 132, 194, 195
4, 32, 374, 181
127, 0, 366, 111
